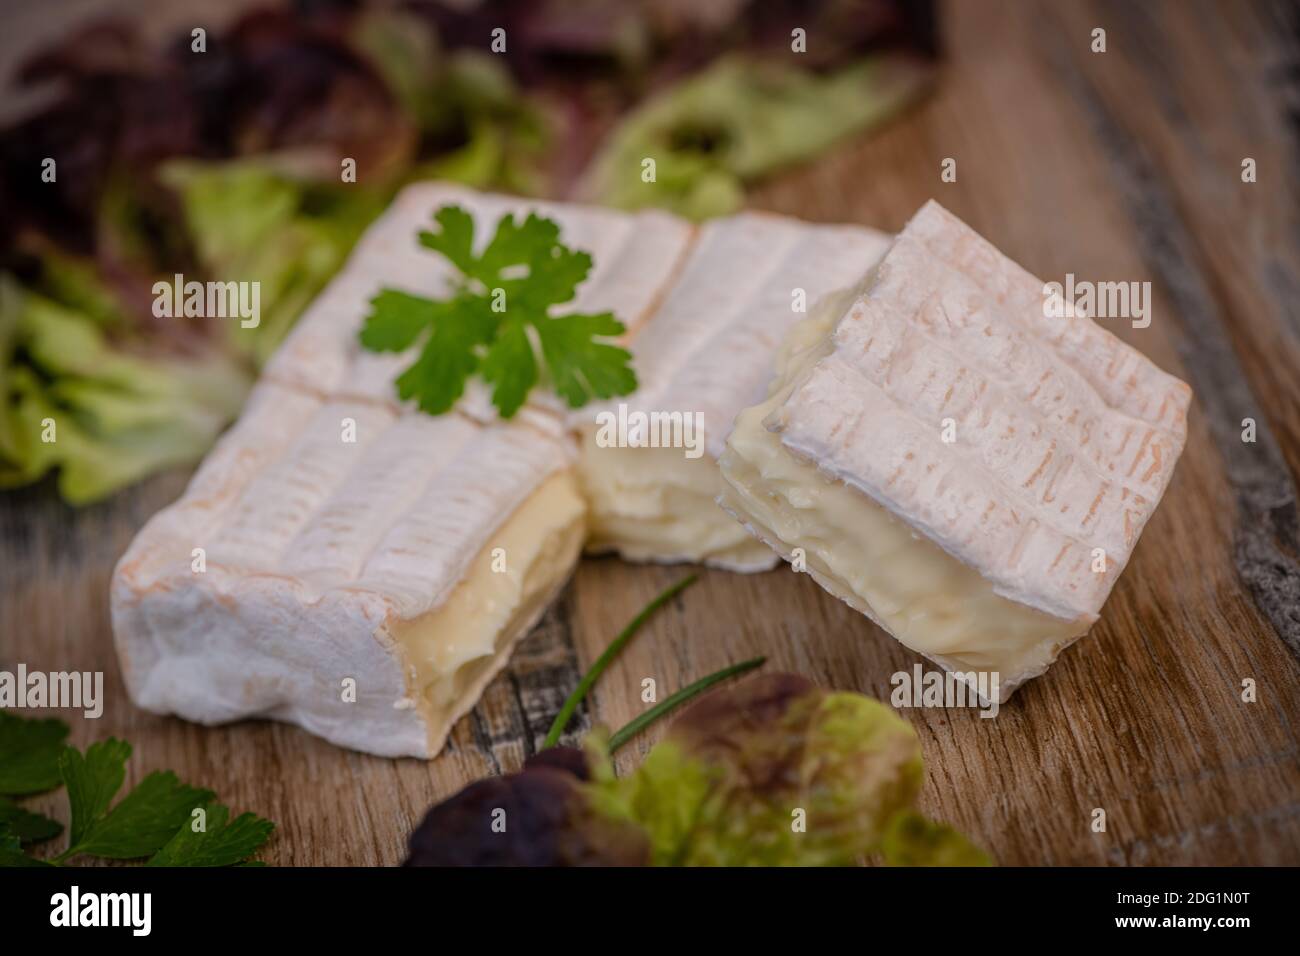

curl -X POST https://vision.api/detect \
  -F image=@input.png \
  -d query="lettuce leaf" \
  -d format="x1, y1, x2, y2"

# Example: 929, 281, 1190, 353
161, 160, 385, 365
585, 55, 931, 220
0, 278, 250, 504
406, 673, 990, 867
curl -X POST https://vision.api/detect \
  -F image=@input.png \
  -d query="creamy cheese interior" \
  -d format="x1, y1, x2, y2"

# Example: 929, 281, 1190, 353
577, 429, 776, 571
717, 294, 1088, 697
389, 470, 586, 752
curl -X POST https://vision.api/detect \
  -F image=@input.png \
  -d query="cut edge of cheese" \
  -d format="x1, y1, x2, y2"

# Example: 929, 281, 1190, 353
577, 431, 778, 572
572, 211, 892, 570
384, 469, 586, 755
769, 201, 1191, 622
717, 290, 1091, 700
110, 380, 587, 758
717, 201, 1192, 699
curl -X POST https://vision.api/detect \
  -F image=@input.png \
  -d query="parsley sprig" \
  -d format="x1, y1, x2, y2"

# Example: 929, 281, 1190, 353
359, 205, 637, 418
0, 711, 273, 867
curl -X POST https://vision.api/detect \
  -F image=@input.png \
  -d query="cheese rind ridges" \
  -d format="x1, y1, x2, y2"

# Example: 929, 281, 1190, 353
906, 200, 1190, 436
766, 202, 1190, 622
111, 378, 582, 757
261, 181, 694, 425
718, 199, 1190, 696
575, 212, 892, 568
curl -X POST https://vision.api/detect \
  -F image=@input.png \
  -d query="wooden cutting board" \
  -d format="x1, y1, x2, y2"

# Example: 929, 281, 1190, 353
4, 0, 1298, 866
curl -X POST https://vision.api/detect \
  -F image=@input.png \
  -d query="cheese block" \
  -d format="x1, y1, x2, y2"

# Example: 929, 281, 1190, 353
576, 213, 891, 570
112, 381, 584, 758
718, 200, 1192, 700
109, 181, 895, 757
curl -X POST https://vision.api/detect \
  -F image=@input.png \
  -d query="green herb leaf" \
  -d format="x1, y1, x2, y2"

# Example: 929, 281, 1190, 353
59, 742, 215, 861
542, 574, 698, 749
417, 205, 478, 278
535, 311, 637, 408
0, 796, 62, 844
393, 296, 498, 414
0, 828, 55, 867
60, 739, 131, 851
361, 205, 634, 418
74, 771, 215, 859
146, 802, 275, 867
358, 289, 443, 352
0, 711, 70, 795
479, 319, 538, 419
0, 698, 274, 867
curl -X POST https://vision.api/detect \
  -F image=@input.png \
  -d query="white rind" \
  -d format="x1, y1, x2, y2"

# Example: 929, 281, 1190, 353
112, 380, 578, 758
575, 211, 891, 568
767, 201, 1190, 621
261, 182, 694, 429
717, 199, 1191, 698
113, 183, 897, 756
113, 187, 1191, 756
268, 183, 891, 571
577, 211, 892, 458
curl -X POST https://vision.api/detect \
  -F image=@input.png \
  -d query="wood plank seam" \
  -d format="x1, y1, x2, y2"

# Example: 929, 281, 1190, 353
1045, 10, 1300, 664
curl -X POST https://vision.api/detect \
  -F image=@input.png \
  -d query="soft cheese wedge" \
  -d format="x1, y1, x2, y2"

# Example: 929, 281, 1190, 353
718, 201, 1192, 700
112, 382, 584, 758
576, 213, 890, 570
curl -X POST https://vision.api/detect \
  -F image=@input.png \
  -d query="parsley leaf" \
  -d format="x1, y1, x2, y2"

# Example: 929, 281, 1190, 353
536, 311, 637, 409
0, 713, 274, 868
361, 204, 636, 418
392, 296, 498, 414
0, 710, 70, 794
0, 796, 62, 844
480, 320, 537, 418
358, 289, 442, 352
0, 828, 55, 867
417, 205, 477, 277
146, 802, 275, 867
59, 741, 215, 861
60, 738, 130, 851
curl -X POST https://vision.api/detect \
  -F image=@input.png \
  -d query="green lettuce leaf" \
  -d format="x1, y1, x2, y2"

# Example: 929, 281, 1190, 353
585, 55, 931, 220
406, 674, 990, 867
0, 278, 251, 504
881, 810, 992, 867
161, 160, 385, 364
586, 674, 925, 865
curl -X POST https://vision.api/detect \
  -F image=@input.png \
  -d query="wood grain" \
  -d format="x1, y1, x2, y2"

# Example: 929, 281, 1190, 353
3, 0, 1299, 866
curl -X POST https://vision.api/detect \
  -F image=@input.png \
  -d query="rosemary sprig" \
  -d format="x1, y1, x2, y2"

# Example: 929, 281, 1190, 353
607, 656, 767, 753
541, 573, 698, 749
